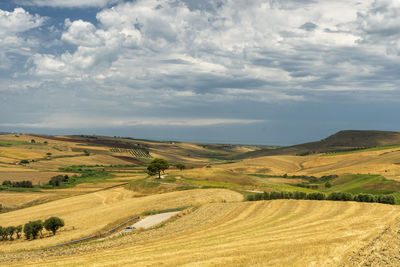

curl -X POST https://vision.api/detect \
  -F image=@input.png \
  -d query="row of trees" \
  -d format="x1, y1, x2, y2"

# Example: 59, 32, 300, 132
2, 180, 33, 188
0, 217, 64, 241
0, 225, 22, 240
246, 191, 395, 205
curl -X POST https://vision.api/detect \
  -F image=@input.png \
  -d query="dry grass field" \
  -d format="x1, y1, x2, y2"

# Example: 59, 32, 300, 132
222, 147, 400, 179
2, 132, 400, 266
3, 200, 398, 266
0, 192, 58, 208
28, 154, 129, 171
0, 188, 241, 252
167, 167, 258, 186
0, 171, 73, 184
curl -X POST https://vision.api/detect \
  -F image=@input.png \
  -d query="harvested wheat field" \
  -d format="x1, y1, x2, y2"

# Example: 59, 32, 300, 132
0, 192, 57, 208
0, 171, 72, 184
0, 188, 241, 252
222, 148, 400, 179
28, 154, 130, 171
3, 199, 399, 266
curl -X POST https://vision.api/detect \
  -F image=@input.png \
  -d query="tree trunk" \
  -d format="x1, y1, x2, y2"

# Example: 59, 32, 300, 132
158, 171, 161, 179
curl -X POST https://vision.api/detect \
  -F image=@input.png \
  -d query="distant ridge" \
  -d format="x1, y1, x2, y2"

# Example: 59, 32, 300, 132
237, 130, 400, 158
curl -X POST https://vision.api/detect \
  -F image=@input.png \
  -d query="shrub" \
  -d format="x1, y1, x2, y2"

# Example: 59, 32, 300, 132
6, 226, 16, 240
20, 159, 29, 164
270, 191, 283, 199
44, 217, 65, 235
246, 194, 254, 201
325, 181, 332, 188
0, 226, 7, 240
379, 195, 395, 205
2, 180, 12, 186
293, 191, 307, 200
175, 163, 186, 171
254, 193, 263, 201
49, 175, 69, 186
354, 193, 375, 203
262, 191, 270, 200
15, 225, 22, 239
306, 192, 326, 200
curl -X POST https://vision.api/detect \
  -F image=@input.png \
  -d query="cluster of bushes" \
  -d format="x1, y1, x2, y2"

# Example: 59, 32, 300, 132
2, 180, 33, 188
0, 225, 22, 240
246, 191, 395, 205
48, 175, 69, 186
1, 217, 65, 241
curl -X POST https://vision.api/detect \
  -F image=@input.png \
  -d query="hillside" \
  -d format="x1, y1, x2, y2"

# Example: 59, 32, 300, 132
237, 130, 400, 158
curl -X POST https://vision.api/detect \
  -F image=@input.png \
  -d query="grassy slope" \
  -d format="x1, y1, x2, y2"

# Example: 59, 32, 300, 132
5, 200, 399, 266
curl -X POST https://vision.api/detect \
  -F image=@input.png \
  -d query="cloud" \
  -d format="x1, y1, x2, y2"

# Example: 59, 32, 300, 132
356, 0, 400, 55
15, 0, 120, 8
0, 8, 44, 36
0, 115, 265, 128
2, 0, 400, 144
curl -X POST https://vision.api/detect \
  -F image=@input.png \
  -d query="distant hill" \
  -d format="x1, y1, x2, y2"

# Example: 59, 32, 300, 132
237, 130, 400, 158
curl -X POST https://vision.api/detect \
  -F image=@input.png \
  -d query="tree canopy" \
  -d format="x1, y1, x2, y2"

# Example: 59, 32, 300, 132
147, 158, 169, 179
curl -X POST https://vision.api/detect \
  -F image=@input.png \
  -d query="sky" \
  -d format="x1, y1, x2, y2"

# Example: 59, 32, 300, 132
0, 0, 400, 145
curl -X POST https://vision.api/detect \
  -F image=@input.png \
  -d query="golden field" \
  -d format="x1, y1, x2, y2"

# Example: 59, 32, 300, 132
2, 200, 399, 266
0, 188, 241, 252
222, 147, 400, 179
2, 133, 400, 266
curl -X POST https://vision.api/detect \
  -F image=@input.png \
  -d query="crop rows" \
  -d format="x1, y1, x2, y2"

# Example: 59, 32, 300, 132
109, 148, 151, 158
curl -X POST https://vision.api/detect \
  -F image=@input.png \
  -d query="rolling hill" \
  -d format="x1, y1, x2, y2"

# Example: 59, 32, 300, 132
237, 130, 400, 158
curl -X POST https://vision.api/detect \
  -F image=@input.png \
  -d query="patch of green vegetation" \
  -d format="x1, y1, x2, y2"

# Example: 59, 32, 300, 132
127, 178, 160, 191
39, 165, 116, 188
323, 145, 400, 156
0, 140, 35, 147
181, 178, 240, 188
162, 176, 176, 183
0, 186, 41, 192
323, 174, 400, 195
258, 183, 318, 193
142, 206, 188, 216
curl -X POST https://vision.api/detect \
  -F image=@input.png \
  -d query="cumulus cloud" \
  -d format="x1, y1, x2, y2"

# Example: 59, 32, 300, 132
0, 8, 44, 36
2, 0, 400, 142
15, 0, 120, 8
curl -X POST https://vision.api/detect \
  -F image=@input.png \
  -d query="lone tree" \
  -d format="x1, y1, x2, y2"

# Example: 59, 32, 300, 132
175, 163, 186, 171
44, 217, 65, 235
147, 158, 169, 179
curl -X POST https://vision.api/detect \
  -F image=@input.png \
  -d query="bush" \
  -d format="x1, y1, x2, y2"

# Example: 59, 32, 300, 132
262, 191, 270, 200
44, 217, 65, 235
6, 226, 16, 240
379, 195, 395, 205
175, 163, 186, 171
327, 192, 353, 201
293, 191, 307, 200
15, 225, 22, 239
246, 194, 255, 201
24, 220, 43, 240
270, 191, 283, 199
48, 175, 69, 186
254, 193, 263, 201
325, 181, 332, 188
354, 193, 375, 203
306, 192, 326, 200
0, 226, 7, 240
2, 180, 12, 186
